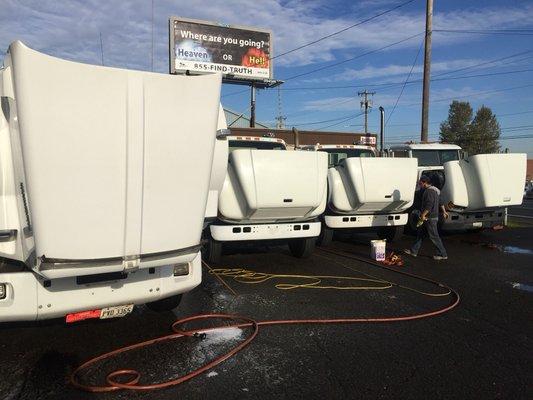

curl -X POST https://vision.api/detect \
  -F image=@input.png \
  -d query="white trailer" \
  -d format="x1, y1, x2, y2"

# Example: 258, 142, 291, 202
301, 144, 418, 245
0, 41, 222, 322
389, 143, 527, 231
204, 135, 328, 263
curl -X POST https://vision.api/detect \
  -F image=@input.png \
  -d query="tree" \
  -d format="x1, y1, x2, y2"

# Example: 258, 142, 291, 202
467, 105, 501, 155
439, 102, 501, 155
439, 100, 472, 147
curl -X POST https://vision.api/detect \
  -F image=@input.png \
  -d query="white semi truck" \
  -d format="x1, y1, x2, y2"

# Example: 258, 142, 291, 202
0, 42, 222, 322
389, 143, 526, 231
301, 144, 418, 245
204, 135, 328, 263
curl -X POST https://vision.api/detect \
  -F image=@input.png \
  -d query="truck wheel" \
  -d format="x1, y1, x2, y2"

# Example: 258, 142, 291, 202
316, 224, 334, 247
288, 237, 316, 258
204, 235, 223, 265
377, 226, 402, 242
146, 294, 182, 312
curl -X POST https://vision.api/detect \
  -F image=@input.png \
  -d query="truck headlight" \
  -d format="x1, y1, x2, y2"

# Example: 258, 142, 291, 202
173, 263, 189, 276
0, 283, 6, 300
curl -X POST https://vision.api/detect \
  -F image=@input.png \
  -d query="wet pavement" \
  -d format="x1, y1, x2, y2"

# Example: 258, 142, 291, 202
1, 227, 531, 399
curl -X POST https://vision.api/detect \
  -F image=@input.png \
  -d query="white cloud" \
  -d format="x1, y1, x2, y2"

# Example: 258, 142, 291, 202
2, 0, 533, 73
301, 85, 508, 112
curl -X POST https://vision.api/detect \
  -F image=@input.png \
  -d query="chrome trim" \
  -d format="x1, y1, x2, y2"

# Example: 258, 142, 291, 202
39, 244, 202, 271
0, 229, 17, 242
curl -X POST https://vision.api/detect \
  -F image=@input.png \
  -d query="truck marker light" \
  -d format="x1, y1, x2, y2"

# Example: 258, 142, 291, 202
0, 283, 6, 300
173, 263, 189, 276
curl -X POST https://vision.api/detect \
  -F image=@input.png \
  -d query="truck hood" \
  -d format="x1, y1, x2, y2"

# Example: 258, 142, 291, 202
441, 153, 526, 210
218, 150, 328, 222
328, 157, 418, 214
3, 41, 221, 273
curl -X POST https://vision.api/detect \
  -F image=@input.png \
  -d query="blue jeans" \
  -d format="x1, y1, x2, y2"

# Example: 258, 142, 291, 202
411, 218, 447, 257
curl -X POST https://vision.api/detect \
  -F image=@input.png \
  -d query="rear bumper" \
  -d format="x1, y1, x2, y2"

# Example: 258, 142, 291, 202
0, 252, 202, 322
324, 213, 408, 229
441, 209, 506, 231
210, 222, 321, 241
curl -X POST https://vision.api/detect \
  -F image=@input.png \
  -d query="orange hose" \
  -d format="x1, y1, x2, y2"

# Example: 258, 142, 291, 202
70, 250, 460, 392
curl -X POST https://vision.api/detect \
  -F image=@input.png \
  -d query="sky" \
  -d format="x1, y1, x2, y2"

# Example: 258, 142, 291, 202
1, 0, 532, 156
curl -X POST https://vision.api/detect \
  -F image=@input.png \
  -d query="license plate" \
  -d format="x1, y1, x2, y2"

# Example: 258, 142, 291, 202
473, 222, 483, 228
100, 304, 134, 319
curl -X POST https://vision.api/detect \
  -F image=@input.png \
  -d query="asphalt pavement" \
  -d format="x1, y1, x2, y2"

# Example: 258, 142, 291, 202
509, 198, 533, 225
1, 226, 531, 400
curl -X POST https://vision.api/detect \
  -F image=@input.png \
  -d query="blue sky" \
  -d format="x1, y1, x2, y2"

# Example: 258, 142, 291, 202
1, 0, 532, 156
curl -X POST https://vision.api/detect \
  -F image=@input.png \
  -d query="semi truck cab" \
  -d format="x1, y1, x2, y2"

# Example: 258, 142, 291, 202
0, 41, 222, 322
204, 135, 328, 263
302, 143, 418, 244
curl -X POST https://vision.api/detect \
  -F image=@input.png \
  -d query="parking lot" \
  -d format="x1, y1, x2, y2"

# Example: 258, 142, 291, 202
509, 198, 533, 226
1, 226, 531, 400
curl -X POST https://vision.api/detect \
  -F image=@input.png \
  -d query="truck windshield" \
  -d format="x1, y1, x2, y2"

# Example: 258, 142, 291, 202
229, 140, 286, 152
411, 150, 459, 166
320, 149, 375, 168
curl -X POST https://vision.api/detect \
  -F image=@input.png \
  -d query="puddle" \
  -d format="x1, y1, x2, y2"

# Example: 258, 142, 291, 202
500, 246, 533, 255
480, 243, 533, 255
510, 282, 533, 293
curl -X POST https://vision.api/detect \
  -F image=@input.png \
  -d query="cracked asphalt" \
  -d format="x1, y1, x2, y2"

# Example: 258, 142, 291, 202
0, 226, 531, 399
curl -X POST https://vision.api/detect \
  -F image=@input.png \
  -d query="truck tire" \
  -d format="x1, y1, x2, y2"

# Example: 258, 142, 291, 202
377, 226, 403, 242
146, 294, 182, 312
288, 237, 316, 258
204, 235, 223, 265
316, 224, 334, 247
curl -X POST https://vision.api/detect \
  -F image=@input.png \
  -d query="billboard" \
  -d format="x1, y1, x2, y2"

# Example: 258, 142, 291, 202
169, 17, 272, 81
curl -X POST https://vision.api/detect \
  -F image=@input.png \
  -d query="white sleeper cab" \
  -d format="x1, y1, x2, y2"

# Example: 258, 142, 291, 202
204, 135, 328, 263
389, 143, 527, 231
0, 41, 222, 322
302, 144, 418, 245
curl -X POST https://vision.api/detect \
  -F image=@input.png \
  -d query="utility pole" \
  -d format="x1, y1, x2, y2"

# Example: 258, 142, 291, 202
275, 87, 286, 129
358, 90, 375, 134
421, 0, 433, 142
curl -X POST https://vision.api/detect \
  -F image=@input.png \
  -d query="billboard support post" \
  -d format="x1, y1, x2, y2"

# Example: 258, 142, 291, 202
250, 83, 256, 128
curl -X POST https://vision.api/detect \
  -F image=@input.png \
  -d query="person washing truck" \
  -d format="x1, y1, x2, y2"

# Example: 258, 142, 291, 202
404, 175, 448, 260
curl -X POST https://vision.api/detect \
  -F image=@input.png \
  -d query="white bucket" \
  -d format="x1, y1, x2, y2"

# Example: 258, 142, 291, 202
370, 239, 386, 261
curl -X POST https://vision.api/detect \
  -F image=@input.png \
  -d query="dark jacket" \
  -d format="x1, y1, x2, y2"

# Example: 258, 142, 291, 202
420, 185, 440, 219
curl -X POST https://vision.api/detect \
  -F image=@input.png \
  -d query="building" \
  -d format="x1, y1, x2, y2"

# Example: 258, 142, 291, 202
228, 127, 377, 148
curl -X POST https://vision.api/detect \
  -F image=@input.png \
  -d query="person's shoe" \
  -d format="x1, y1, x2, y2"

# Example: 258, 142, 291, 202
433, 255, 448, 260
403, 249, 417, 257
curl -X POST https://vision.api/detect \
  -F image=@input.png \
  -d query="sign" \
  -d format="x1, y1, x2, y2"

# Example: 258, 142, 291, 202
359, 136, 377, 146
169, 17, 273, 81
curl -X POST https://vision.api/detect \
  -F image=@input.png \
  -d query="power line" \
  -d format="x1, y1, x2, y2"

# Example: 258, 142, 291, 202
291, 112, 358, 127
314, 113, 364, 131
386, 39, 424, 127
433, 49, 533, 78
274, 67, 533, 93
283, 32, 423, 81
434, 29, 533, 36
271, 0, 418, 60
403, 82, 533, 107
221, 88, 249, 98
